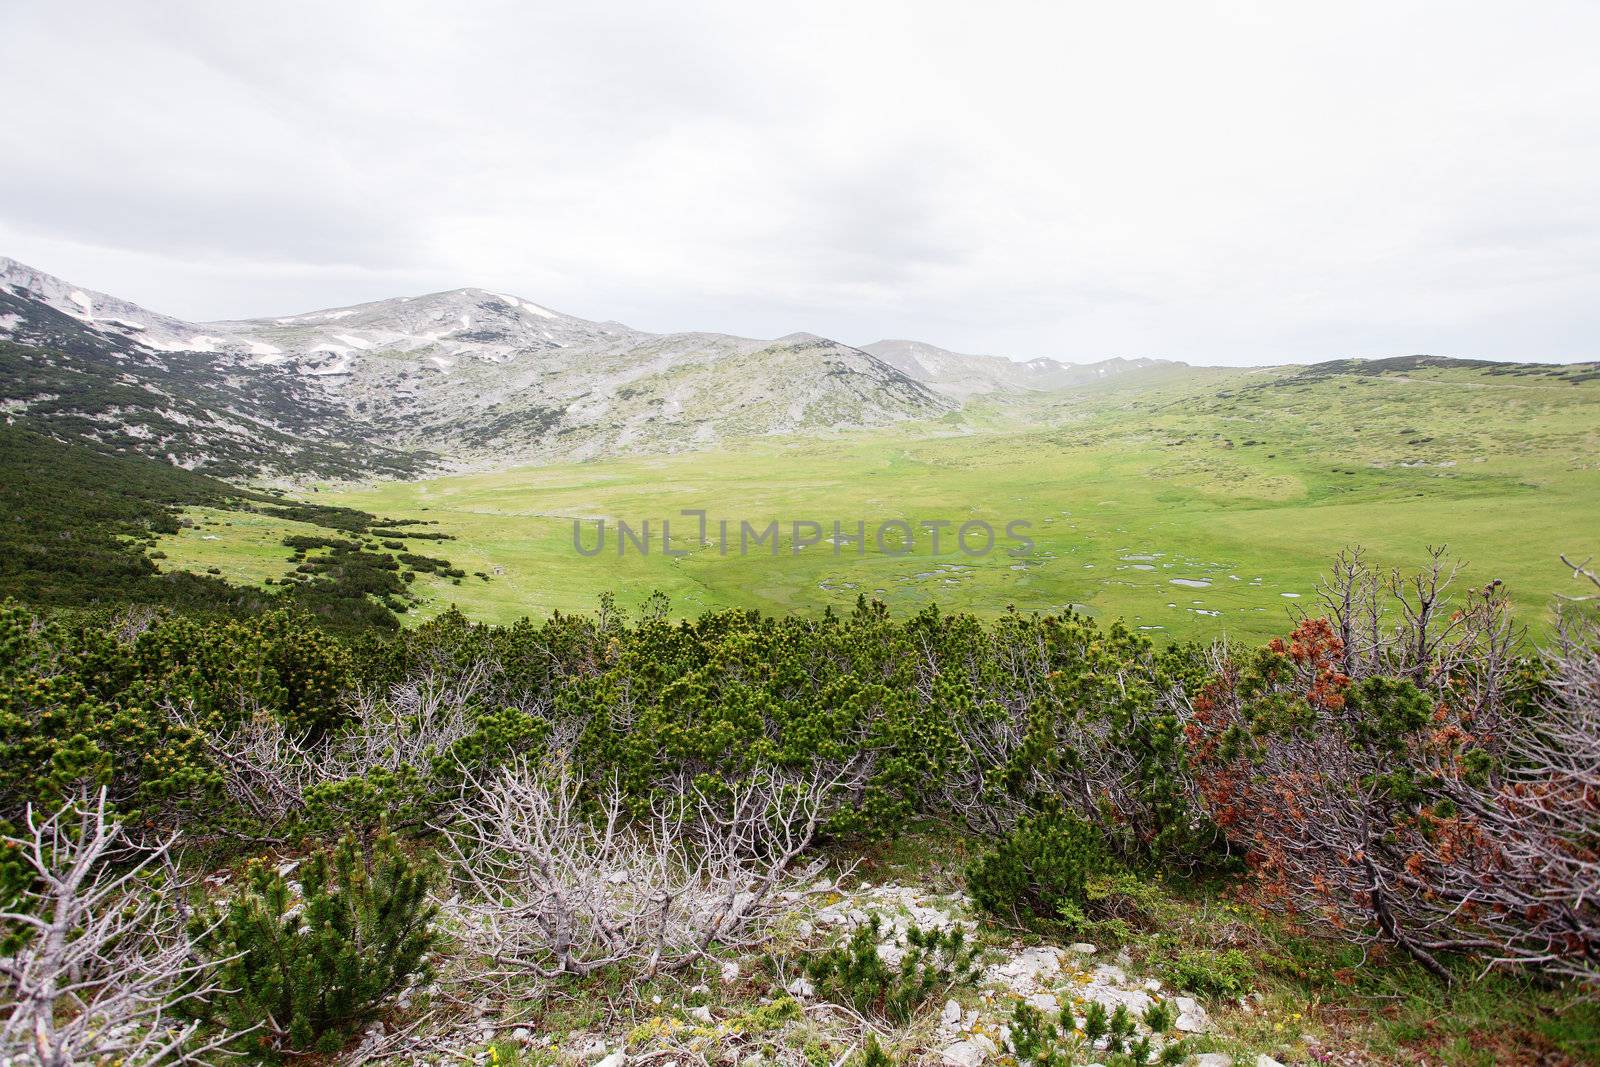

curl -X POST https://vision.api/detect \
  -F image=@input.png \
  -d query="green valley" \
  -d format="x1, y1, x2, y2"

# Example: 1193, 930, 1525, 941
154, 358, 1600, 642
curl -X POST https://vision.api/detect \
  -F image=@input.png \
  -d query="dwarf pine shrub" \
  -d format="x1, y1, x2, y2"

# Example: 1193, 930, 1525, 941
195, 831, 437, 1054
966, 803, 1102, 923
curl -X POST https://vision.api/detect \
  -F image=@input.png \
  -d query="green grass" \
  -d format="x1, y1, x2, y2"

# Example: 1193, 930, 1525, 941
152, 363, 1600, 642
156, 506, 333, 589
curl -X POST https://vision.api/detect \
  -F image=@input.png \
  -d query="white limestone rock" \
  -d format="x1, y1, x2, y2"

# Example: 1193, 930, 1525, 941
982, 946, 1062, 993
1174, 995, 1210, 1033
939, 1040, 989, 1067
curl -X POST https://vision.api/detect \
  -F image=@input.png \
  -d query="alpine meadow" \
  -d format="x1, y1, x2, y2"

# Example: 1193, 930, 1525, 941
3, 4, 1600, 1067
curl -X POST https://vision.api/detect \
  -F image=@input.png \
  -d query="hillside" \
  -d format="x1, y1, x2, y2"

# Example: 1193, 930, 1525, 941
0, 260, 431, 479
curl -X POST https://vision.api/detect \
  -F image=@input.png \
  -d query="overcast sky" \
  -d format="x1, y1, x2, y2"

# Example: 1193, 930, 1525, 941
2, 1, 1597, 366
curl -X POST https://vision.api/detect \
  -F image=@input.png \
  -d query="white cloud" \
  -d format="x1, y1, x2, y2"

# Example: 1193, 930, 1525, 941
2, 0, 1597, 364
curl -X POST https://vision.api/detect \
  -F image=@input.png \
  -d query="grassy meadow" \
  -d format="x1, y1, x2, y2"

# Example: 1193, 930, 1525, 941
156, 361, 1600, 642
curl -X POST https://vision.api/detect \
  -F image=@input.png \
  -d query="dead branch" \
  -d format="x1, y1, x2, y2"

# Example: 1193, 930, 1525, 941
0, 789, 245, 1066
436, 758, 840, 981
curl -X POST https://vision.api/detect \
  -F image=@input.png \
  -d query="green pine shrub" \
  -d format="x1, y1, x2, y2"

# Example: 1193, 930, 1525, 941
1141, 997, 1178, 1034
1007, 1000, 1073, 1067
854, 1032, 896, 1067
1082, 1000, 1110, 1044
800, 917, 981, 1025
1106, 1002, 1136, 1053
195, 831, 438, 1055
1009, 998, 1188, 1066
966, 803, 1103, 924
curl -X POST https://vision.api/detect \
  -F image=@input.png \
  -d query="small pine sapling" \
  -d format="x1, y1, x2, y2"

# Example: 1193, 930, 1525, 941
195, 831, 437, 1054
855, 1032, 895, 1067
802, 917, 981, 1025
1157, 1038, 1190, 1065
1107, 1003, 1136, 1053
1141, 998, 1177, 1034
1008, 1001, 1058, 1064
1008, 1000, 1081, 1067
1082, 1001, 1109, 1045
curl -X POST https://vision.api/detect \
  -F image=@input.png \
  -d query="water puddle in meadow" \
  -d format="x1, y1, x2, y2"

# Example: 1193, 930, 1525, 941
1170, 578, 1212, 588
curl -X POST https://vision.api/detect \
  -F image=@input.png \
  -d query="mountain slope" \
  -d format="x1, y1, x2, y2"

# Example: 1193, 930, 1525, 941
1, 257, 952, 470
0, 264, 430, 479
0, 256, 236, 354
210, 295, 953, 462
206, 286, 644, 374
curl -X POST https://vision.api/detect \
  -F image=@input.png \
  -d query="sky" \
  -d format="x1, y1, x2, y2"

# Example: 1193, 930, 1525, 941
2, 1, 1598, 366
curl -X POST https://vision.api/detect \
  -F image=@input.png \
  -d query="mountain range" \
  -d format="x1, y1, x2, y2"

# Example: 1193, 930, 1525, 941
861, 339, 1170, 398
0, 256, 1195, 478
